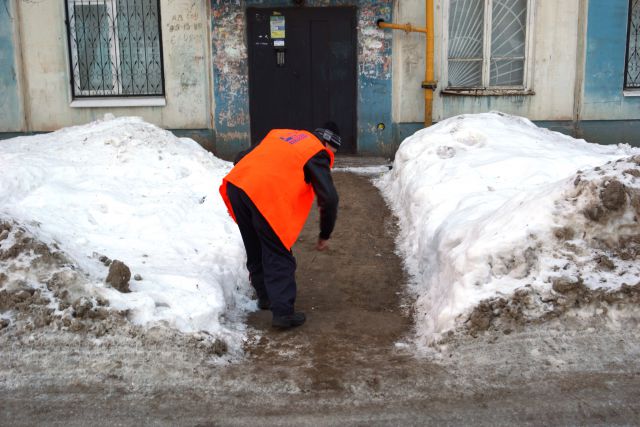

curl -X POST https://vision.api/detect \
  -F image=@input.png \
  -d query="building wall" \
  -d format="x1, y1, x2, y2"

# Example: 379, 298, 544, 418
582, 0, 640, 121
0, 1, 24, 132
12, 0, 211, 132
390, 0, 425, 125
8, 0, 636, 154
211, 0, 394, 158
392, 0, 582, 125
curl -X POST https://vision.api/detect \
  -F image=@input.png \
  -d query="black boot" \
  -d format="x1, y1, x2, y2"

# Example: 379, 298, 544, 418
272, 312, 306, 329
257, 297, 271, 310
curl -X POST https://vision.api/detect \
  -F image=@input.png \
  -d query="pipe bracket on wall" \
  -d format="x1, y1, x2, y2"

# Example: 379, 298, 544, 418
422, 81, 438, 90
376, 0, 436, 128
376, 19, 428, 34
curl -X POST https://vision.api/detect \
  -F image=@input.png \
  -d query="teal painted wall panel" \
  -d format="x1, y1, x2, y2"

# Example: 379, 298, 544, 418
211, 0, 392, 158
578, 120, 640, 146
0, 2, 22, 132
583, 0, 640, 119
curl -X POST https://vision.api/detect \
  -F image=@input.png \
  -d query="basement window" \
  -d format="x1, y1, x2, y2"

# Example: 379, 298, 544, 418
64, 0, 165, 103
625, 0, 640, 92
444, 0, 535, 95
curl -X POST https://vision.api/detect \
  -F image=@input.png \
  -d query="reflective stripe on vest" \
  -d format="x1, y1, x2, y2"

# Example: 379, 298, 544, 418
219, 129, 335, 250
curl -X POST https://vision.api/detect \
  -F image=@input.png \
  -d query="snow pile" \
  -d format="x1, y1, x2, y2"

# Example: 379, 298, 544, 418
0, 116, 251, 352
377, 112, 640, 346
334, 165, 391, 176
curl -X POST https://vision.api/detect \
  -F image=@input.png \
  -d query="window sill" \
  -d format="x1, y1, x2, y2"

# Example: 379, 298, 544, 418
70, 97, 166, 108
623, 90, 640, 97
441, 88, 535, 97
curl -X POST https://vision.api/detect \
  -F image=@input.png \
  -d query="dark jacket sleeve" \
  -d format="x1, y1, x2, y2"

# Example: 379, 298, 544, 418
233, 143, 259, 165
304, 151, 339, 240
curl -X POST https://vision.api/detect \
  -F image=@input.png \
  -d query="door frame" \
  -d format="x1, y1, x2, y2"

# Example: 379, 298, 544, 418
246, 6, 358, 154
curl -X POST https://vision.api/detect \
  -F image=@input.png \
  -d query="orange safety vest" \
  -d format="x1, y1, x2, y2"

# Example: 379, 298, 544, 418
219, 129, 335, 250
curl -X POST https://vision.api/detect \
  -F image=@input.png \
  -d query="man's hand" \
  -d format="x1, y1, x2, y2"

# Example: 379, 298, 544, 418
316, 238, 330, 251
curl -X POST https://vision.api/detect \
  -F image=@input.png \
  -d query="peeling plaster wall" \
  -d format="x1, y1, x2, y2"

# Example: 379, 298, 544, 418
357, 1, 393, 155
15, 0, 211, 131
211, 0, 393, 158
0, 0, 24, 132
211, 2, 251, 158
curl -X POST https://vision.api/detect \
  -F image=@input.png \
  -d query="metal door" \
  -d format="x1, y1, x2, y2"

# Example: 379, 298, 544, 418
247, 7, 357, 153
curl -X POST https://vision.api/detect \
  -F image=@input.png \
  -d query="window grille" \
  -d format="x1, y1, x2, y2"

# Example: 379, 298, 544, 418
448, 0, 529, 88
65, 0, 165, 98
626, 0, 640, 89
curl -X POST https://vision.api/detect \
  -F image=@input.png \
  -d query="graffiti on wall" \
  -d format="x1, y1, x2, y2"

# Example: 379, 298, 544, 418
358, 4, 392, 81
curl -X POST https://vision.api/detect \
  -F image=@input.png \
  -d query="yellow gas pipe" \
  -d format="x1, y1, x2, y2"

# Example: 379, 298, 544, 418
377, 0, 436, 127
377, 21, 428, 34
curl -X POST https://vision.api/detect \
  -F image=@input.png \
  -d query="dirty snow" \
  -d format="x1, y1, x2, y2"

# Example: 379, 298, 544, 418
377, 112, 640, 347
0, 116, 252, 351
334, 165, 391, 176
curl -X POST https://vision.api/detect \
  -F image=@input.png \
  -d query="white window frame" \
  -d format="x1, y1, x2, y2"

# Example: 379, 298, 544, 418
442, 0, 536, 95
67, 0, 123, 97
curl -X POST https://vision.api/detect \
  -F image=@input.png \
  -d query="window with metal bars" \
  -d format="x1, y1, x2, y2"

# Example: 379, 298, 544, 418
447, 0, 531, 89
64, 0, 165, 98
626, 0, 640, 89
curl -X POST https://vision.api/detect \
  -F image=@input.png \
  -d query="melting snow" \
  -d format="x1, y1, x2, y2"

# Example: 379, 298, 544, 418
0, 116, 252, 349
377, 112, 640, 346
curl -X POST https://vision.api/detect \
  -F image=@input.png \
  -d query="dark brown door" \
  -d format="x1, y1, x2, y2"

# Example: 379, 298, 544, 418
247, 7, 357, 153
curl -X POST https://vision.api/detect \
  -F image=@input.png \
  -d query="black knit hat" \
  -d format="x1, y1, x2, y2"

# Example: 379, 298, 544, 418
313, 121, 341, 149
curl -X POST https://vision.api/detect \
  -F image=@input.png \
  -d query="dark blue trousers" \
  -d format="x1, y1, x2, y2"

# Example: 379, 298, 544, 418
226, 182, 297, 316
